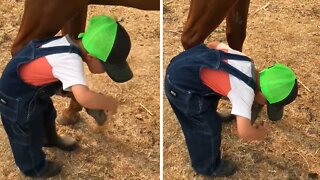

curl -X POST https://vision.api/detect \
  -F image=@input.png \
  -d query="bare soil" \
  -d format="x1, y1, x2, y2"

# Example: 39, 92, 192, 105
164, 0, 320, 179
0, 1, 159, 179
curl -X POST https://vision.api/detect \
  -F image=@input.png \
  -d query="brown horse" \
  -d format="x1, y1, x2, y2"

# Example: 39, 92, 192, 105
181, 0, 250, 51
11, 0, 159, 55
11, 0, 159, 124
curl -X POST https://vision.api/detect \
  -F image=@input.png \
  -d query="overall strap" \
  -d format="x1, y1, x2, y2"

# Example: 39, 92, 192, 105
30, 40, 82, 95
218, 50, 253, 62
26, 41, 82, 94
218, 51, 256, 90
33, 45, 82, 60
32, 36, 63, 47
30, 36, 82, 59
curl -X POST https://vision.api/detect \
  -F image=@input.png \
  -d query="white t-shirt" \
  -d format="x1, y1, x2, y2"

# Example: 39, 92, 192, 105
200, 43, 255, 120
19, 35, 87, 91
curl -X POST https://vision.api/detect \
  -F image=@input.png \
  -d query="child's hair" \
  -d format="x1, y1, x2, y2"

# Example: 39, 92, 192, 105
259, 63, 298, 120
78, 15, 132, 83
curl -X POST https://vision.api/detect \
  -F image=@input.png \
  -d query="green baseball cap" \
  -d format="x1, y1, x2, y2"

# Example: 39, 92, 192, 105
260, 63, 298, 121
78, 15, 133, 83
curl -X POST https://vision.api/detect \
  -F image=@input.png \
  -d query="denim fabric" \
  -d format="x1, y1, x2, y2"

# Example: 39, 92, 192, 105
0, 37, 81, 176
1, 96, 57, 176
165, 76, 222, 175
165, 44, 255, 175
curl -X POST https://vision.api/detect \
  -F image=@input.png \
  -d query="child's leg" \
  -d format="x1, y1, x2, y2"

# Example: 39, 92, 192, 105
1, 106, 48, 176
168, 98, 222, 176
0, 95, 74, 176
165, 78, 222, 175
42, 97, 78, 151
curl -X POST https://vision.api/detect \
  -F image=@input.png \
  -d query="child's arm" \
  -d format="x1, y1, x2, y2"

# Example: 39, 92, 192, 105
236, 116, 268, 141
207, 41, 221, 49
207, 41, 230, 50
71, 84, 118, 115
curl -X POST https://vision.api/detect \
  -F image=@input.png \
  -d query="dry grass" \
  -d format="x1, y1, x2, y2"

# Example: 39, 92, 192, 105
0, 1, 159, 179
164, 0, 320, 179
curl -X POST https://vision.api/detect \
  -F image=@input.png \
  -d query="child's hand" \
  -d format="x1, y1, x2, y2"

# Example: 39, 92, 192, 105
104, 96, 119, 116
253, 121, 269, 139
236, 116, 269, 141
71, 85, 119, 115
207, 41, 220, 49
253, 121, 268, 129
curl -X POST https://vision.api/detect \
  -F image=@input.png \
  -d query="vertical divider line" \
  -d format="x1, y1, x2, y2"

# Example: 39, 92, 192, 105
159, 0, 164, 179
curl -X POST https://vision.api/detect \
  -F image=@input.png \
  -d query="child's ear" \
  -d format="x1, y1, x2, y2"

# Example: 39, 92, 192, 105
86, 54, 94, 61
86, 54, 99, 63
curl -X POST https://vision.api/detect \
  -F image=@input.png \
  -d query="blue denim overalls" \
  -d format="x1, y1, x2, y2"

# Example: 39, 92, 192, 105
0, 37, 81, 176
165, 44, 255, 176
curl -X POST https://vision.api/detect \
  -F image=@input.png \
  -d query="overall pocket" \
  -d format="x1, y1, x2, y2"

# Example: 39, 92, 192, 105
165, 76, 202, 116
0, 91, 31, 145
165, 76, 211, 132
0, 91, 20, 123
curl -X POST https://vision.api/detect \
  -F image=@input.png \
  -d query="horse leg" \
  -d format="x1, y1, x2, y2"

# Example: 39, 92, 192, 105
11, 0, 88, 55
61, 5, 88, 39
89, 0, 159, 10
226, 0, 250, 52
181, 0, 238, 50
57, 8, 89, 125
57, 94, 83, 125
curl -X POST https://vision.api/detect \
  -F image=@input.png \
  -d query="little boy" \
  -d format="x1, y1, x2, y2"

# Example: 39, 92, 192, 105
165, 42, 298, 177
0, 15, 132, 178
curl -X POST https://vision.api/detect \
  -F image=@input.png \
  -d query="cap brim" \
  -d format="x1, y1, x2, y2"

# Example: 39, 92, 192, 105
266, 79, 298, 121
102, 22, 132, 83
267, 103, 284, 121
103, 60, 133, 83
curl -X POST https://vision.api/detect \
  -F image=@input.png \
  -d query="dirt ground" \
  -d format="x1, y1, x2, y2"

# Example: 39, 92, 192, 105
0, 1, 159, 179
164, 0, 320, 179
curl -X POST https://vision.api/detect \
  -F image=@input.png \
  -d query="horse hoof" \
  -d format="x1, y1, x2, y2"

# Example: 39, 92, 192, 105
57, 112, 81, 125
218, 111, 235, 123
85, 108, 107, 126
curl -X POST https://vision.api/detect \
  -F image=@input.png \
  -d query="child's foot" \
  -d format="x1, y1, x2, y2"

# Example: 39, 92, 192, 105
29, 160, 62, 178
43, 119, 78, 151
44, 135, 78, 151
211, 159, 237, 177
